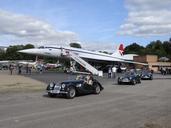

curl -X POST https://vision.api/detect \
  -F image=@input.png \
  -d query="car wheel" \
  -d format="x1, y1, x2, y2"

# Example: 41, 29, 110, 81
138, 79, 141, 84
67, 87, 76, 99
118, 78, 121, 85
131, 79, 136, 85
94, 85, 101, 94
118, 81, 121, 85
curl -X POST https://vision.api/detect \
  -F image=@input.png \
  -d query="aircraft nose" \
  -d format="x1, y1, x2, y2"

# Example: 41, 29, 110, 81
18, 49, 38, 54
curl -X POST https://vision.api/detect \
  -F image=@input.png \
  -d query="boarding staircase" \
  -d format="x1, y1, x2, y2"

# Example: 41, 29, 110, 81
61, 49, 103, 76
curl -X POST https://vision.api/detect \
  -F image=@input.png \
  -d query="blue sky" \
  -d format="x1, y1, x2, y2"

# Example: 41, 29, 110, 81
0, 0, 171, 51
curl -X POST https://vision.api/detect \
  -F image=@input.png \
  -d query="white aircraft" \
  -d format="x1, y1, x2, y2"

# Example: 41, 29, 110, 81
0, 60, 9, 63
18, 44, 147, 76
19, 44, 143, 64
44, 62, 62, 69
18, 61, 37, 65
17, 56, 43, 69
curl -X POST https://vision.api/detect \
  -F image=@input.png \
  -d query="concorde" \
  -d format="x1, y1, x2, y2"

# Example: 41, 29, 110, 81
18, 44, 147, 65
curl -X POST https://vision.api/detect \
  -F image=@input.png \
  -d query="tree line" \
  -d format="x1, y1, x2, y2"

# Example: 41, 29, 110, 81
124, 38, 171, 59
0, 44, 35, 60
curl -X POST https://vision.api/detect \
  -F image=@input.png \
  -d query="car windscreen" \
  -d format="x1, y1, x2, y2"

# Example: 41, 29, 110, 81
123, 72, 134, 76
142, 70, 149, 74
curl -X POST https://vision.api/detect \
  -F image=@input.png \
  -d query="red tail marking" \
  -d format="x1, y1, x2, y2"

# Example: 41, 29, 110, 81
119, 44, 124, 56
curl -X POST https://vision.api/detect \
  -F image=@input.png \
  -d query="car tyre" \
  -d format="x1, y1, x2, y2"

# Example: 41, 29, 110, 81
66, 87, 76, 99
138, 79, 141, 84
94, 84, 101, 94
131, 79, 136, 85
118, 81, 121, 85
118, 78, 121, 85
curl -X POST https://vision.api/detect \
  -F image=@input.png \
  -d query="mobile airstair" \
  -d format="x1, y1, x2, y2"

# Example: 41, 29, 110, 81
62, 49, 103, 76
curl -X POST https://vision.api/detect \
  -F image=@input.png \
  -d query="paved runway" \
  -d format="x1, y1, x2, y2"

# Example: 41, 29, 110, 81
0, 72, 171, 128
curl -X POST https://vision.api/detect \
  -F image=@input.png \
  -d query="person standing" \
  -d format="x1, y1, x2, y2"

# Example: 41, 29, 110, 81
108, 66, 112, 78
18, 64, 22, 74
28, 65, 32, 74
9, 64, 14, 75
39, 64, 43, 74
112, 66, 117, 79
26, 64, 29, 74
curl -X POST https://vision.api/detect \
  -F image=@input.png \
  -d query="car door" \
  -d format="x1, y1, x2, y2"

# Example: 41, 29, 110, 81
72, 81, 90, 94
81, 83, 94, 93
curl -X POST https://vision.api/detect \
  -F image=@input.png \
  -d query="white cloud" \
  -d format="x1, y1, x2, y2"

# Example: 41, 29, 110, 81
118, 0, 171, 36
81, 41, 117, 53
0, 10, 78, 46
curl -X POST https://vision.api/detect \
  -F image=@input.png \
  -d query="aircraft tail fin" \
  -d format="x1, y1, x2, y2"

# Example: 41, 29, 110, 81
112, 44, 124, 57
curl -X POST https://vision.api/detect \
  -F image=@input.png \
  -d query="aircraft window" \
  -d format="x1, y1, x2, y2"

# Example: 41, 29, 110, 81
45, 47, 56, 49
38, 46, 44, 49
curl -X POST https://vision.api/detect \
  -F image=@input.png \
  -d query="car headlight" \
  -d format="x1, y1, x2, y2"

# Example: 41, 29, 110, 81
129, 77, 133, 80
76, 83, 82, 87
61, 84, 66, 89
49, 82, 54, 87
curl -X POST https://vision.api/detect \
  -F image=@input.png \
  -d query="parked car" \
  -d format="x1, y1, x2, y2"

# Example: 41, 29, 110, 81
140, 70, 153, 80
118, 71, 141, 85
46, 75, 104, 99
0, 64, 8, 70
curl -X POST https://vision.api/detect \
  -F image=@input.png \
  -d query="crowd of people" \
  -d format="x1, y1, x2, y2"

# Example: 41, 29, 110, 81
108, 66, 117, 79
7, 63, 45, 75
8, 64, 33, 75
160, 67, 171, 75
